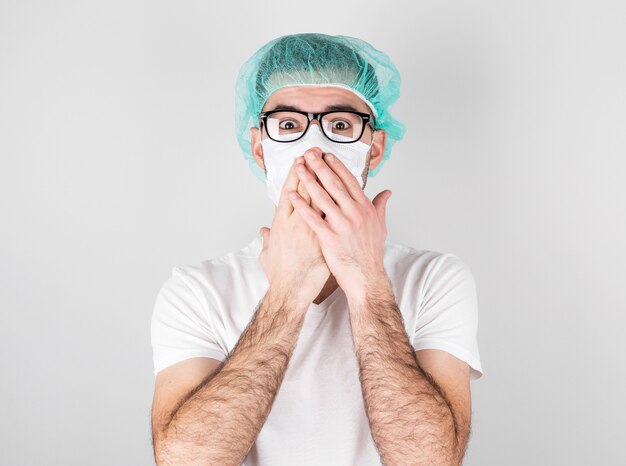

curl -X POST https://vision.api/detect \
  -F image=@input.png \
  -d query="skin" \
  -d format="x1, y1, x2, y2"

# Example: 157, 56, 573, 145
151, 85, 472, 465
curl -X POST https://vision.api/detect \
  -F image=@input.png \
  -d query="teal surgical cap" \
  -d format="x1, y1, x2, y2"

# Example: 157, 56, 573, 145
235, 33, 407, 182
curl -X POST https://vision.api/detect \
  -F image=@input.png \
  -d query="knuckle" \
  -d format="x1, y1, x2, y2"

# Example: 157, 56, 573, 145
330, 181, 344, 193
353, 211, 365, 228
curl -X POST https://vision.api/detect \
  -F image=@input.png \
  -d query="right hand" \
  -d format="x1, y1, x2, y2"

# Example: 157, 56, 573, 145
259, 148, 330, 309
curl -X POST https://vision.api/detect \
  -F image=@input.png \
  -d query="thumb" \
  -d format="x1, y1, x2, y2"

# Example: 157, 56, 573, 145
372, 189, 392, 224
259, 227, 270, 248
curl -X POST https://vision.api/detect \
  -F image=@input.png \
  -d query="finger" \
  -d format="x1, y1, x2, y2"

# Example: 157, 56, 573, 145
297, 169, 312, 205
288, 190, 333, 239
276, 156, 305, 219
259, 227, 270, 250
322, 152, 370, 204
372, 189, 392, 225
296, 148, 318, 203
310, 192, 324, 218
298, 180, 326, 221
303, 150, 356, 208
295, 158, 343, 221
295, 159, 326, 218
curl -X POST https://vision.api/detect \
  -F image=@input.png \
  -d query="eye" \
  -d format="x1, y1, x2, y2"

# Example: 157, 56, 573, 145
278, 119, 301, 130
330, 119, 351, 131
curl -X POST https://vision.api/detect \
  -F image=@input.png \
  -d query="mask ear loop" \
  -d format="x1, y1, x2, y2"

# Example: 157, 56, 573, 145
369, 127, 377, 148
360, 126, 377, 190
257, 118, 269, 178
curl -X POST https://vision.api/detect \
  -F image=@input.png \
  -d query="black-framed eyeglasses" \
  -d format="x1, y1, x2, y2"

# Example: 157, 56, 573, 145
258, 110, 375, 143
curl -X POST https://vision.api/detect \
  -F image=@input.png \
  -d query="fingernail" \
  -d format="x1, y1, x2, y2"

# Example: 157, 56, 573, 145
306, 150, 317, 160
324, 153, 335, 162
296, 165, 305, 174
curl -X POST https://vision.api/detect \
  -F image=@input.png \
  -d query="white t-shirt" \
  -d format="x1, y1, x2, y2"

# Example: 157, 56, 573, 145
151, 234, 483, 465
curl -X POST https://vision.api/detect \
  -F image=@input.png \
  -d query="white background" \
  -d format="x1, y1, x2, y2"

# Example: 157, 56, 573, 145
1, 1, 624, 464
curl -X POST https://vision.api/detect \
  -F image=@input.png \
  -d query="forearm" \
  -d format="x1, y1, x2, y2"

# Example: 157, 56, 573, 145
347, 276, 459, 466
156, 287, 308, 466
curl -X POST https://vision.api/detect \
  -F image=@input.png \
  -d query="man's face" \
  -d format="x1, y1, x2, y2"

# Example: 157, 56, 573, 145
251, 85, 386, 210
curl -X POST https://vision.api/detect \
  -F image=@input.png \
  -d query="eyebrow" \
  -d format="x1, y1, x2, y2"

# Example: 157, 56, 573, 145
268, 103, 363, 113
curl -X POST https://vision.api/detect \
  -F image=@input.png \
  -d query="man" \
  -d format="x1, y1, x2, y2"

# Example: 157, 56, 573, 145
150, 33, 483, 465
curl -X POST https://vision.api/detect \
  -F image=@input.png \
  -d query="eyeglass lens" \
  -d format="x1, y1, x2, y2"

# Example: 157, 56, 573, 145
265, 112, 364, 142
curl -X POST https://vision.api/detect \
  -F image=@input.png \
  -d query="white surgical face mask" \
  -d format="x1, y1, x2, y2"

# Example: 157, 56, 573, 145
261, 124, 375, 206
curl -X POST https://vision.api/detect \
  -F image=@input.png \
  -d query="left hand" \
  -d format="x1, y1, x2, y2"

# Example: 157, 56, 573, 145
288, 148, 391, 301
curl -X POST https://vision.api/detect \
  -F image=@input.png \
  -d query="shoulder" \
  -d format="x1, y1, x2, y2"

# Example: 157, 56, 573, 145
383, 238, 471, 276
171, 235, 264, 288
382, 238, 476, 305
155, 235, 264, 310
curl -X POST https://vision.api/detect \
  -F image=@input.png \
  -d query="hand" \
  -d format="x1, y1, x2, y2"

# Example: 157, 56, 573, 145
288, 150, 391, 302
259, 152, 331, 309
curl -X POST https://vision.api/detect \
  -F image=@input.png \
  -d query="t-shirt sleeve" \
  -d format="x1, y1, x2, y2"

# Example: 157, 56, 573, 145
151, 267, 227, 376
412, 253, 484, 381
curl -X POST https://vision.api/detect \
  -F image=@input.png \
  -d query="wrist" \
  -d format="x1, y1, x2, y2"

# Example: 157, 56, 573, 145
345, 268, 393, 309
266, 285, 310, 314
